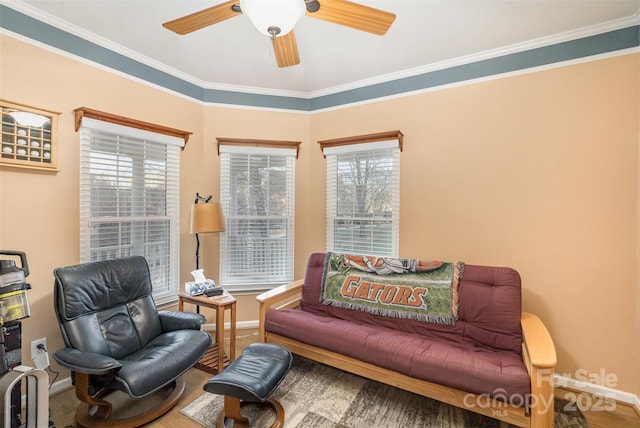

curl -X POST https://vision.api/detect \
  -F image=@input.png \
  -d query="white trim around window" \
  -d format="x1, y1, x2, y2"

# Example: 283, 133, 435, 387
218, 138, 298, 292
77, 112, 186, 305
320, 131, 402, 257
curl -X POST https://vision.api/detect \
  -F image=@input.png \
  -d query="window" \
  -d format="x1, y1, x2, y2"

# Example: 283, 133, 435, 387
77, 108, 190, 305
218, 138, 299, 291
320, 131, 402, 257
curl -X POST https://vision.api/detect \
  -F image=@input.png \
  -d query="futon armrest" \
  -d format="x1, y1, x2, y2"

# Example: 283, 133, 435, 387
521, 311, 556, 427
53, 348, 122, 374
256, 279, 304, 305
521, 311, 557, 369
159, 310, 207, 332
257, 279, 304, 342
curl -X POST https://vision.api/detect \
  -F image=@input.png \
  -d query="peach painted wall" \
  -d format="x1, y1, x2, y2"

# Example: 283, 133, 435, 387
1, 33, 638, 397
309, 54, 640, 394
0, 35, 309, 377
0, 35, 205, 377
186, 105, 311, 322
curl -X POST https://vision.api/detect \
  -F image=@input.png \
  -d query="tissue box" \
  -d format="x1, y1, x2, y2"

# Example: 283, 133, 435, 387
185, 279, 217, 296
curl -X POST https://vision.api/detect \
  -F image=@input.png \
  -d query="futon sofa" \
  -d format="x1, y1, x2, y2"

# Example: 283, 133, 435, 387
257, 253, 556, 428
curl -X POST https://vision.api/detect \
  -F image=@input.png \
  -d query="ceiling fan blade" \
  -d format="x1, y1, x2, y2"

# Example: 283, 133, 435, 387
163, 1, 240, 35
272, 31, 300, 68
308, 0, 396, 35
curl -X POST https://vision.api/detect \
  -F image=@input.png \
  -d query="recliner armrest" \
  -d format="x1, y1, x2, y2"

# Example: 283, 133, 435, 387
159, 310, 206, 332
53, 348, 122, 374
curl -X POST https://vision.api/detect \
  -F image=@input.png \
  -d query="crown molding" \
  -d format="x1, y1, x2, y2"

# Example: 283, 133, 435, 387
2, 0, 639, 111
309, 13, 640, 98
4, 0, 639, 101
1, 0, 209, 87
1, 0, 310, 99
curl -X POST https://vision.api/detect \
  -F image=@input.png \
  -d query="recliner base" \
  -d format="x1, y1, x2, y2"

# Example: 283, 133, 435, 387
74, 375, 185, 428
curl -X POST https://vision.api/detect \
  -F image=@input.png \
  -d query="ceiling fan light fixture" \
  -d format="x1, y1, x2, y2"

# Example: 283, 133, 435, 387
240, 0, 306, 37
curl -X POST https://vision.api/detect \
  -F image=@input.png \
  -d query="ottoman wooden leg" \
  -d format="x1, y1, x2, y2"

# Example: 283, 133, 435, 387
217, 395, 249, 428
216, 396, 284, 428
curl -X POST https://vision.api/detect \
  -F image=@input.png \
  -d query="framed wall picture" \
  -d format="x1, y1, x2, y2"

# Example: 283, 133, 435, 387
1, 99, 60, 171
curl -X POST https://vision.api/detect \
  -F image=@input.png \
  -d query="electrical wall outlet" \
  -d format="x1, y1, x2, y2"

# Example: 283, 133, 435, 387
30, 338, 49, 369
31, 338, 46, 361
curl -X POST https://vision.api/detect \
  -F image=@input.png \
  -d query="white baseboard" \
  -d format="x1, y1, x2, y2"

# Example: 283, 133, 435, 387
554, 374, 640, 411
49, 375, 73, 395
202, 319, 259, 332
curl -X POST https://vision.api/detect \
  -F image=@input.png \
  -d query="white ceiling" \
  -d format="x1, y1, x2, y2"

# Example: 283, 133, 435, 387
10, 0, 640, 96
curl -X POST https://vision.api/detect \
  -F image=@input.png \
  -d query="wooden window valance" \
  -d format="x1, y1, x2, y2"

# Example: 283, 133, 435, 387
317, 130, 403, 157
74, 107, 192, 148
216, 137, 302, 159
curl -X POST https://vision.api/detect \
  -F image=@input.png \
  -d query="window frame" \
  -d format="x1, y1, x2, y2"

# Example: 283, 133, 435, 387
319, 130, 403, 257
75, 107, 190, 306
217, 137, 300, 292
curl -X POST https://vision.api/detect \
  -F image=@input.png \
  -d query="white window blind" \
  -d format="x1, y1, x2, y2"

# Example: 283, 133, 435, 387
219, 145, 295, 290
324, 139, 400, 257
79, 118, 182, 305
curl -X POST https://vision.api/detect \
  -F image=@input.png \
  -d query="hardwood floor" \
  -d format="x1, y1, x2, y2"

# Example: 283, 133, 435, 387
48, 328, 639, 428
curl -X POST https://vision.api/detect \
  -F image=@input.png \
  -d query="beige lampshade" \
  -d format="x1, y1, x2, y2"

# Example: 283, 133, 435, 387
190, 202, 225, 234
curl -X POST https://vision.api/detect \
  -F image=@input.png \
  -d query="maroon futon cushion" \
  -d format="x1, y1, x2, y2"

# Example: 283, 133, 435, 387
264, 253, 530, 401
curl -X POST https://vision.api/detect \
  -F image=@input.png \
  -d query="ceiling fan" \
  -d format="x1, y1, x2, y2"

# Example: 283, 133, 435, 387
163, 0, 396, 68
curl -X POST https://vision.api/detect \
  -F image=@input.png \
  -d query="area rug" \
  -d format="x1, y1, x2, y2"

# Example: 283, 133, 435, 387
181, 356, 588, 428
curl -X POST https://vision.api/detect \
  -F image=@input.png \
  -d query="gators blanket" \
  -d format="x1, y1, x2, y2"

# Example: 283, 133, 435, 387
320, 253, 464, 325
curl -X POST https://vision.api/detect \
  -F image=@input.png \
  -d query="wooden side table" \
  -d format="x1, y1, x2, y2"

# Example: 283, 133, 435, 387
178, 291, 236, 374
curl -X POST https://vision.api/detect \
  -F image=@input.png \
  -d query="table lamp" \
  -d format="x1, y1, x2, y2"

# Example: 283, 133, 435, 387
190, 193, 225, 270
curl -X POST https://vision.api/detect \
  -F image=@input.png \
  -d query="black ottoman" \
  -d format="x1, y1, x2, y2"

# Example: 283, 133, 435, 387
203, 343, 292, 428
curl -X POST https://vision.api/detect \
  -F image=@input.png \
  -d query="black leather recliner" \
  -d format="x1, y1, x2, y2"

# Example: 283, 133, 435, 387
53, 256, 212, 427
